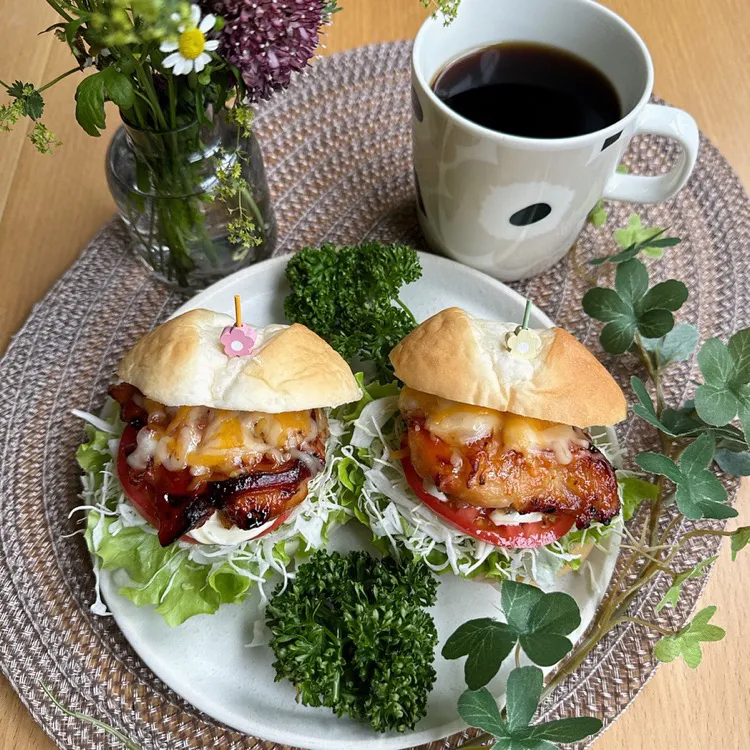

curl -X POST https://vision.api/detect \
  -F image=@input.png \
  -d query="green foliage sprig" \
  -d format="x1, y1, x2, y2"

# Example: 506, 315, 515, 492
447, 211, 750, 749
443, 581, 602, 749
443, 582, 581, 689
577, 212, 750, 670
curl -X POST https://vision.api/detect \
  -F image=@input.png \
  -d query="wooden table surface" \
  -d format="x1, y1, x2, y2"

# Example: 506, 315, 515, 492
1, 1, 749, 748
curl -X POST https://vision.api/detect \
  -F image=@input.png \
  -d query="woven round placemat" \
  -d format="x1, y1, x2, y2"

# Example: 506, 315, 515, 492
1, 41, 748, 750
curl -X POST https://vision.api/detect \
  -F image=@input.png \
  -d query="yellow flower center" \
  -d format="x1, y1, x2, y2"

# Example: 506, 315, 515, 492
178, 28, 206, 60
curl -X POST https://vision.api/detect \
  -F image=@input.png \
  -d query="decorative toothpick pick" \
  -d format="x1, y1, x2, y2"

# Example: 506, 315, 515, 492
220, 295, 258, 357
505, 299, 542, 359
521, 299, 532, 330
234, 294, 243, 327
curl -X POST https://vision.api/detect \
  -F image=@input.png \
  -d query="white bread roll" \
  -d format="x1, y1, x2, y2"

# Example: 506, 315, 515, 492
117, 309, 362, 412
390, 307, 626, 427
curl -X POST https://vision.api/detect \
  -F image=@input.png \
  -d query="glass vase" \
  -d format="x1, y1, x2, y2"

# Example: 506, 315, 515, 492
106, 116, 277, 291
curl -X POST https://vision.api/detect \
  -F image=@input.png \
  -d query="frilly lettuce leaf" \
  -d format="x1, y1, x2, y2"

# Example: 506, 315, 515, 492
77, 403, 355, 627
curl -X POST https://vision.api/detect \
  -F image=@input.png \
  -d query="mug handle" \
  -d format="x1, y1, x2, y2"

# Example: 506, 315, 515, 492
602, 103, 700, 203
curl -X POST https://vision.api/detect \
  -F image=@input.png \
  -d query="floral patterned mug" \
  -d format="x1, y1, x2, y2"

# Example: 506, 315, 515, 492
411, 0, 700, 281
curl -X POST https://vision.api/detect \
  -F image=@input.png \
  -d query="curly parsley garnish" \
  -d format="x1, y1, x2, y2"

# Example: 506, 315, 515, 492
265, 550, 438, 732
283, 242, 422, 380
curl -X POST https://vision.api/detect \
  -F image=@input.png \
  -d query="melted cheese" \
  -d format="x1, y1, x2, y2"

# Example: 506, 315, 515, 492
400, 387, 588, 464
127, 402, 319, 476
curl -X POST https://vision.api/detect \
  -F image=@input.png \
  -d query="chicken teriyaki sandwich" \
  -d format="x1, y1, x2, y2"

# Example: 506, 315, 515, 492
76, 309, 361, 625
345, 307, 627, 584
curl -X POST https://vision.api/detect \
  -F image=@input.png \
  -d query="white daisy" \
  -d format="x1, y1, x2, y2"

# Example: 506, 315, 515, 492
160, 4, 220, 76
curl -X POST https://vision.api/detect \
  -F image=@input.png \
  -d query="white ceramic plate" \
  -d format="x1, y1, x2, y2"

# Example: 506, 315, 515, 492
99, 252, 620, 750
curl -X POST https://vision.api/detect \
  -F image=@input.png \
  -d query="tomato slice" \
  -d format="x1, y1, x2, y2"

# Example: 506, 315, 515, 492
116, 425, 291, 544
401, 456, 575, 549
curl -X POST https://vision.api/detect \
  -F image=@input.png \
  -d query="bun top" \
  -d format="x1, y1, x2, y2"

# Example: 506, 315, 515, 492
117, 309, 362, 412
389, 307, 626, 427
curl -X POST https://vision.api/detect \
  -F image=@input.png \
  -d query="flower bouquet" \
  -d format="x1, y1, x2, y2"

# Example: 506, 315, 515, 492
1, 1, 461, 290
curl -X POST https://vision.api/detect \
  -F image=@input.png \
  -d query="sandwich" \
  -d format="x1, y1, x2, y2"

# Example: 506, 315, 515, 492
77, 309, 361, 624
345, 307, 626, 583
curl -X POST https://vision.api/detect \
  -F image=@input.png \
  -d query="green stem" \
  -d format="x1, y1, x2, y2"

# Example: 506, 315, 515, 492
44, 0, 74, 22
396, 297, 419, 327
167, 75, 177, 130
0, 78, 10, 89
38, 67, 80, 93
609, 616, 677, 638
132, 58, 168, 131
659, 512, 685, 546
40, 682, 141, 750
239, 185, 265, 232
634, 334, 673, 546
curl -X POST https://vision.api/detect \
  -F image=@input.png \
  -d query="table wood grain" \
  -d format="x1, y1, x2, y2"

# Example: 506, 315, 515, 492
1, 1, 749, 748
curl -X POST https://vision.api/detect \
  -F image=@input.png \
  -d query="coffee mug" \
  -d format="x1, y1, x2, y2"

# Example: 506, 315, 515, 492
411, 0, 700, 281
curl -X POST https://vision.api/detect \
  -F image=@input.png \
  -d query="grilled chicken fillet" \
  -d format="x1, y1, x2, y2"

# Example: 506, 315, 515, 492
400, 387, 619, 529
111, 383, 327, 545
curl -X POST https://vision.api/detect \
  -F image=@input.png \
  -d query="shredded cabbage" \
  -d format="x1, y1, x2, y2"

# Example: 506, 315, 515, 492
342, 381, 623, 590
75, 401, 356, 626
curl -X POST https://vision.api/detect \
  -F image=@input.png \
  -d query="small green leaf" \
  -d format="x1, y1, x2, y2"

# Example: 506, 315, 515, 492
527, 592, 581, 636
632, 404, 665, 431
680, 433, 715, 476
698, 338, 734, 386
519, 634, 574, 667
505, 667, 543, 732
659, 407, 703, 436
457, 688, 507, 737
501, 581, 544, 633
637, 309, 675, 339
675, 472, 736, 520
731, 527, 750, 560
656, 556, 718, 612
442, 618, 516, 690
630, 376, 655, 414
694, 384, 739, 427
100, 66, 134, 109
635, 452, 682, 484
6, 80, 45, 120
525, 716, 604, 743
614, 214, 661, 248
638, 280, 688, 313
22, 89, 44, 120
724, 445, 750, 480
75, 72, 106, 136
600, 319, 636, 354
738, 401, 750, 444
589, 200, 607, 227
642, 323, 699, 367
581, 287, 631, 322
654, 606, 725, 669
728, 328, 750, 384
615, 259, 649, 304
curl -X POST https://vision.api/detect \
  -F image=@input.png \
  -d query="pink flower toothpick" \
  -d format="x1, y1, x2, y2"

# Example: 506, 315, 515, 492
220, 295, 258, 357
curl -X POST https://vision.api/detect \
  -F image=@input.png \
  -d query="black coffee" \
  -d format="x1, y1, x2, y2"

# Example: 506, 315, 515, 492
432, 42, 621, 139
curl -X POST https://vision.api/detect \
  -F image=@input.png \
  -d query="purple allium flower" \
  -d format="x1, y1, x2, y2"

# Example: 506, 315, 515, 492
204, 0, 327, 102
